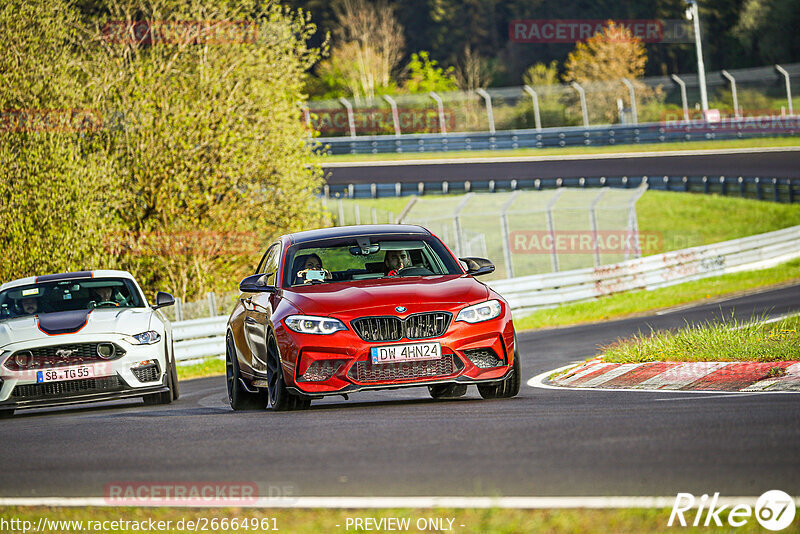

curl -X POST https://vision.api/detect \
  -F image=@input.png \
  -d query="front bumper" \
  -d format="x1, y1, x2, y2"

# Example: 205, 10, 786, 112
274, 313, 516, 398
0, 334, 168, 410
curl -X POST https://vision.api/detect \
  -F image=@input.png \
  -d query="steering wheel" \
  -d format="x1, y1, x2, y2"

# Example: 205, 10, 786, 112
397, 266, 434, 276
90, 300, 119, 309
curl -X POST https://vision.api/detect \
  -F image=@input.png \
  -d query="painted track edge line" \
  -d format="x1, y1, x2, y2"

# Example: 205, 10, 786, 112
3, 496, 798, 509
527, 364, 800, 395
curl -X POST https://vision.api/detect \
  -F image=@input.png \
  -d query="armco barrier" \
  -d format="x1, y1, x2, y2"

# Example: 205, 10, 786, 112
317, 118, 799, 155
171, 224, 800, 360
488, 224, 800, 313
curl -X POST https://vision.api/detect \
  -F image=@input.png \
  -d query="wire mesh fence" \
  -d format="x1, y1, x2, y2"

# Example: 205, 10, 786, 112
308, 63, 800, 138
333, 186, 647, 281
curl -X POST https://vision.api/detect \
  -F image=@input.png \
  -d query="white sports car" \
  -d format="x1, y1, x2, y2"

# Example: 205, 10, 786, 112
0, 270, 179, 417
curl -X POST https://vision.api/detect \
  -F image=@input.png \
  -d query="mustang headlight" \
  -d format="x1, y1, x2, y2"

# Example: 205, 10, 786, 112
124, 331, 162, 345
456, 299, 502, 324
285, 315, 346, 335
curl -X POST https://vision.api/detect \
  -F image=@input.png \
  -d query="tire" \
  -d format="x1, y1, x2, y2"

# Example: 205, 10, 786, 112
143, 389, 172, 405
428, 383, 467, 399
169, 346, 180, 400
477, 340, 521, 400
0, 409, 14, 419
143, 352, 177, 406
226, 334, 267, 411
266, 330, 308, 411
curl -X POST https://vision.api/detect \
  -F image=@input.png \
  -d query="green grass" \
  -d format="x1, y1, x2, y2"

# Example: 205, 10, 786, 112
514, 258, 800, 331
602, 314, 800, 363
3, 506, 795, 533
318, 136, 800, 163
176, 356, 224, 380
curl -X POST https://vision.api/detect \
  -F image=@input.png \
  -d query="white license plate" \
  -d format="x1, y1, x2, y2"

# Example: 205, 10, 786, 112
370, 342, 441, 365
36, 364, 105, 383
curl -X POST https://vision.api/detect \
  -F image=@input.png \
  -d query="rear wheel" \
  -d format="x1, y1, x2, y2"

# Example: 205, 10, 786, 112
226, 335, 267, 411
428, 383, 468, 399
477, 341, 521, 400
266, 331, 308, 411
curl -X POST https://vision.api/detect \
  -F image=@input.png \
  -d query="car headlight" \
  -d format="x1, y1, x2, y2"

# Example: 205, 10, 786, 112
456, 299, 502, 324
285, 315, 347, 335
124, 331, 162, 345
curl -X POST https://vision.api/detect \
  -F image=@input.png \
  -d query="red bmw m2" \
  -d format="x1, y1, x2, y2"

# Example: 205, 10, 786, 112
226, 224, 520, 411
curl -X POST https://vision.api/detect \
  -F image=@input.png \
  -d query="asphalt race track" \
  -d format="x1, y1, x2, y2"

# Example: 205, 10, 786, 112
1, 284, 799, 499
323, 148, 800, 184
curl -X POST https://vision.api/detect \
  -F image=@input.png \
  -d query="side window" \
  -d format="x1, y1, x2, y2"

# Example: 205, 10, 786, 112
257, 243, 280, 284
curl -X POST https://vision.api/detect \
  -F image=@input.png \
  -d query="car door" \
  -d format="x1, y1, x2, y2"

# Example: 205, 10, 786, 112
242, 242, 280, 372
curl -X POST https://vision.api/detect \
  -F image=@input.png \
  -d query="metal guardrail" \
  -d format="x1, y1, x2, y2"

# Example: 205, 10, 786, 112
488, 224, 800, 313
317, 118, 799, 155
170, 225, 800, 360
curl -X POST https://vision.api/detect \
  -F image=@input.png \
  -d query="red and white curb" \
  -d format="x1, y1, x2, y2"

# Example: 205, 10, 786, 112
530, 360, 800, 393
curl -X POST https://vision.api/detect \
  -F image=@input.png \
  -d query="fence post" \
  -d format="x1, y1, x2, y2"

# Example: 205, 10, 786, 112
775, 65, 794, 115
571, 82, 589, 127
354, 204, 361, 225
302, 107, 312, 130
382, 95, 401, 137
208, 292, 217, 317
546, 189, 565, 272
589, 188, 609, 267
523, 85, 542, 131
453, 193, 475, 257
429, 92, 447, 135
670, 74, 690, 122
175, 297, 184, 322
626, 183, 648, 260
475, 88, 496, 134
337, 198, 345, 225
621, 79, 638, 125
338, 97, 357, 138
720, 70, 740, 119
500, 191, 521, 278
371, 208, 378, 224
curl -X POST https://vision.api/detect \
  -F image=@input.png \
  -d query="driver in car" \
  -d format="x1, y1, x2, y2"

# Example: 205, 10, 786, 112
89, 286, 128, 307
384, 249, 410, 276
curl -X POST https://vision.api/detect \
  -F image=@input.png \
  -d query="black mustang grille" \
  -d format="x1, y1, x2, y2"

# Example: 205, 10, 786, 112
4, 343, 125, 370
352, 312, 452, 342
11, 376, 123, 399
348, 353, 461, 383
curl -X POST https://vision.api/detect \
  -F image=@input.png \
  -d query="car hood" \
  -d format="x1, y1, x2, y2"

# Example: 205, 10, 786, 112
0, 308, 154, 348
284, 275, 489, 316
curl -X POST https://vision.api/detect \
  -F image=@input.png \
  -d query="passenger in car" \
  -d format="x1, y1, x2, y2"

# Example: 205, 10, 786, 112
292, 254, 332, 284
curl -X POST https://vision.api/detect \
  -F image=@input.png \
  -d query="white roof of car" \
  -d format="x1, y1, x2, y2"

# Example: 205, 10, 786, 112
0, 270, 137, 292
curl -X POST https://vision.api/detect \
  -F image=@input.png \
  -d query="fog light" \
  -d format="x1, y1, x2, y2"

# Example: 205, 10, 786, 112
97, 343, 116, 359
463, 348, 503, 368
299, 359, 346, 382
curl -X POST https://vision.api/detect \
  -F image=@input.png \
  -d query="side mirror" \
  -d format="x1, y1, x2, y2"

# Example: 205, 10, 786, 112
239, 273, 276, 293
154, 291, 175, 309
460, 257, 495, 277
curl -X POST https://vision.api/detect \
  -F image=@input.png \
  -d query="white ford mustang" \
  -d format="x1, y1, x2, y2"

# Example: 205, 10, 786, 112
0, 270, 179, 417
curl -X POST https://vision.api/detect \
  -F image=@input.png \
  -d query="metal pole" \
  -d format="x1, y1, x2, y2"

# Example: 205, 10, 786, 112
687, 1, 709, 113
775, 65, 794, 115
720, 70, 740, 119
545, 189, 565, 272
475, 88, 496, 134
382, 95, 401, 136
523, 85, 542, 131
571, 82, 589, 127
354, 204, 361, 225
626, 183, 648, 259
208, 292, 217, 317
589, 188, 609, 267
453, 193, 474, 257
670, 74, 690, 122
371, 208, 378, 224
302, 107, 312, 129
499, 191, 521, 278
621, 78, 638, 125
429, 92, 447, 135
338, 97, 357, 138
337, 198, 345, 226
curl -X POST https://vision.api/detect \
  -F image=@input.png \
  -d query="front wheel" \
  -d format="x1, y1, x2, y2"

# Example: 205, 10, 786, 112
477, 341, 521, 400
266, 331, 309, 411
226, 335, 267, 411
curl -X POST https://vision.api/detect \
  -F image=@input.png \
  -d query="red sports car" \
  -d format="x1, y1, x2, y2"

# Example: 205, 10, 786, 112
226, 224, 520, 411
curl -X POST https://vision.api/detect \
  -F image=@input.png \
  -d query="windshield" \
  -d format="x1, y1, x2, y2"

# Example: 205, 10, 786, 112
0, 278, 145, 319
283, 236, 462, 287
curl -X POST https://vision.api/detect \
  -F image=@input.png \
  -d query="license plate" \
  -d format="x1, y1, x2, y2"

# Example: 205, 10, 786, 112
36, 364, 106, 383
370, 342, 441, 365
